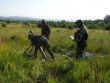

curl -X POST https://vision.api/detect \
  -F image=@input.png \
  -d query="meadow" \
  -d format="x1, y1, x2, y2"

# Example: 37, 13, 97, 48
0, 23, 110, 83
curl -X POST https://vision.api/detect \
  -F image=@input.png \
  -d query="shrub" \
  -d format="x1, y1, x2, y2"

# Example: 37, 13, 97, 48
1, 23, 7, 27
105, 24, 110, 30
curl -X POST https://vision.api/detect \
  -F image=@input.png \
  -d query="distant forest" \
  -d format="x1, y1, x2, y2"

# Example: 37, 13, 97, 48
0, 15, 110, 30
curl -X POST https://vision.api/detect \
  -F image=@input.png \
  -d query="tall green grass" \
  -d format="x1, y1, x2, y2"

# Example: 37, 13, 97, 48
0, 24, 110, 83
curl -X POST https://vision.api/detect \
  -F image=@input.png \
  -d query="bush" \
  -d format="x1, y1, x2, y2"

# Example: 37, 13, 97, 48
1, 23, 7, 27
105, 24, 110, 30
87, 24, 98, 29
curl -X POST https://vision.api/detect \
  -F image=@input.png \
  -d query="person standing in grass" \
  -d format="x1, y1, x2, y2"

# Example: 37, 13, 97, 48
38, 19, 51, 40
38, 19, 51, 51
74, 19, 88, 59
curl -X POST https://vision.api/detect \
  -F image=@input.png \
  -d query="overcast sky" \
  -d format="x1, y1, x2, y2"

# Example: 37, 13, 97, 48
0, 0, 110, 20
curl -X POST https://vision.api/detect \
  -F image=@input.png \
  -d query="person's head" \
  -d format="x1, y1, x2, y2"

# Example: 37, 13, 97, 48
41, 19, 46, 25
28, 34, 32, 40
28, 31, 34, 40
75, 19, 84, 27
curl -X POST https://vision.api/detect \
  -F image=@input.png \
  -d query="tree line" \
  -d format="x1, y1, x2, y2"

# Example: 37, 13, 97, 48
0, 15, 110, 30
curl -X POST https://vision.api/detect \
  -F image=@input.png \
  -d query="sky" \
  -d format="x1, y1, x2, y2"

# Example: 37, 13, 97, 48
0, 0, 110, 20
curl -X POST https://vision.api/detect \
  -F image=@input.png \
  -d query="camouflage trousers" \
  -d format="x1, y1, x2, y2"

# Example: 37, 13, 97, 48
76, 40, 87, 59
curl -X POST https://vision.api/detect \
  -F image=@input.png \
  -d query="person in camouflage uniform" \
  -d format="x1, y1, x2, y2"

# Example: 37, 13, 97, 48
28, 31, 55, 61
74, 20, 88, 59
38, 20, 51, 51
39, 20, 51, 40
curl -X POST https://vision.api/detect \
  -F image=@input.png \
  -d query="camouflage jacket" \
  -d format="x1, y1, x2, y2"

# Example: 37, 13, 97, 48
41, 24, 51, 36
74, 26, 88, 42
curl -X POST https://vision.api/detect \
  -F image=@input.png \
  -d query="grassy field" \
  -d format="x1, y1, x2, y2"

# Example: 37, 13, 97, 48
0, 24, 110, 83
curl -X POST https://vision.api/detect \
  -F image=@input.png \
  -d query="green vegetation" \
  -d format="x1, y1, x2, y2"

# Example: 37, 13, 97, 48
0, 23, 110, 83
1, 23, 7, 27
0, 15, 110, 30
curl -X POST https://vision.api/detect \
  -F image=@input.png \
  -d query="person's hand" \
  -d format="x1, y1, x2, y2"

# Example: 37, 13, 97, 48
70, 35, 74, 41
